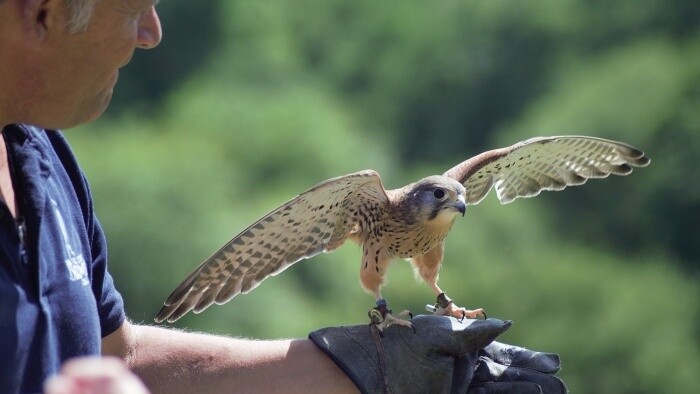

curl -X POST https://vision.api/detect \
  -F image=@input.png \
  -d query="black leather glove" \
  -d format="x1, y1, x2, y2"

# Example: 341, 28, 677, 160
457, 341, 566, 393
309, 315, 566, 394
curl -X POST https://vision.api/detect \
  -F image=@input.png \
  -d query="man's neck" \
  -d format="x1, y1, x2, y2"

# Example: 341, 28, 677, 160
0, 131, 18, 219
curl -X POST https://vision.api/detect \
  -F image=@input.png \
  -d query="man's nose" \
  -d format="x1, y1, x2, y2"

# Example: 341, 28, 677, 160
137, 8, 162, 49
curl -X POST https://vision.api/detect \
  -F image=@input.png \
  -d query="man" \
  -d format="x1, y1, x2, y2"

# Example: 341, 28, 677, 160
0, 1, 565, 392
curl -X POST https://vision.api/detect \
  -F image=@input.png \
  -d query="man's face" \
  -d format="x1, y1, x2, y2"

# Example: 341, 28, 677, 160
26, 0, 162, 129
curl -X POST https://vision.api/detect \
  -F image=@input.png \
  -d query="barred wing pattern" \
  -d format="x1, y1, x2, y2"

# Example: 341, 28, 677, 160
155, 170, 389, 323
443, 136, 650, 205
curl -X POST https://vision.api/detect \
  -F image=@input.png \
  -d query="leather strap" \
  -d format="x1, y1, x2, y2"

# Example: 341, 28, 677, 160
370, 324, 391, 393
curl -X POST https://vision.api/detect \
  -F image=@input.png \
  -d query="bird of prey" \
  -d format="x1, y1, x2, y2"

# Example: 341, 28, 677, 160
155, 136, 649, 330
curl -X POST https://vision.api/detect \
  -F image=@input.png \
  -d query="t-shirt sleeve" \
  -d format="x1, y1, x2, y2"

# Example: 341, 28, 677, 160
88, 214, 126, 338
46, 131, 126, 337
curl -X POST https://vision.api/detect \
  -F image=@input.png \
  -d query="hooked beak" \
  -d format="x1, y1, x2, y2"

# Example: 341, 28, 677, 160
453, 195, 466, 217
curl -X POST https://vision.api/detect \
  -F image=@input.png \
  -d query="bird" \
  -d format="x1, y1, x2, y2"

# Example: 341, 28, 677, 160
154, 136, 650, 330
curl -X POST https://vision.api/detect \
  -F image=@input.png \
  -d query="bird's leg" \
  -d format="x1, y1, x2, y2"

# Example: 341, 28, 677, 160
361, 244, 412, 331
430, 291, 487, 321
428, 281, 487, 320
413, 246, 487, 320
368, 293, 413, 332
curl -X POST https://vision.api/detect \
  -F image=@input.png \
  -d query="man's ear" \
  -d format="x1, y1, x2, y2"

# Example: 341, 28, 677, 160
22, 0, 64, 41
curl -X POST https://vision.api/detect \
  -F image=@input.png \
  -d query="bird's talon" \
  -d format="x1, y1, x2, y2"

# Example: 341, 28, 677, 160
393, 309, 413, 320
373, 309, 414, 331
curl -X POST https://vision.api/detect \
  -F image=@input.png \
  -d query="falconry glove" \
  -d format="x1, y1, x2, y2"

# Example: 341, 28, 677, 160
309, 315, 512, 393
456, 341, 567, 393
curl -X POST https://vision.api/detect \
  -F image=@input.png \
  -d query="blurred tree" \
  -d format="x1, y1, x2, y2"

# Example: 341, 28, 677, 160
106, 0, 225, 117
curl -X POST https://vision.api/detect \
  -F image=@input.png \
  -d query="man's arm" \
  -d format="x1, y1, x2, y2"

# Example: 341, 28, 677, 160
102, 320, 358, 394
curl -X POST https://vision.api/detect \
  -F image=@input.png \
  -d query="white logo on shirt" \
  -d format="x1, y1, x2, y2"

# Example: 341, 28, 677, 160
51, 198, 89, 286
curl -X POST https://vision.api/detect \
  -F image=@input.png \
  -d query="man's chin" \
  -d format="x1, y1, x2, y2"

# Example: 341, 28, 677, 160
78, 90, 114, 127
41, 101, 111, 131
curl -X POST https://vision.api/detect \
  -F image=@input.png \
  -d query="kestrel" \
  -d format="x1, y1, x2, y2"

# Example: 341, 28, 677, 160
155, 136, 649, 329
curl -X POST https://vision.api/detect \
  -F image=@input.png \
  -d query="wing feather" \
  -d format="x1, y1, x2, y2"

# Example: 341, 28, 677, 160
155, 170, 389, 323
444, 136, 650, 205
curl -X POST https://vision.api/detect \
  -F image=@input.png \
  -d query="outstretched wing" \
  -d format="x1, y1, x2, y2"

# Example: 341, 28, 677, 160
443, 136, 650, 205
155, 170, 388, 323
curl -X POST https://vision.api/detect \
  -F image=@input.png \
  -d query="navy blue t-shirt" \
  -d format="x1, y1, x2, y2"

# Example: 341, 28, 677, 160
0, 124, 125, 393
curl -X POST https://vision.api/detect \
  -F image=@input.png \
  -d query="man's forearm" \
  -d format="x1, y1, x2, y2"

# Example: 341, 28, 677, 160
102, 322, 357, 394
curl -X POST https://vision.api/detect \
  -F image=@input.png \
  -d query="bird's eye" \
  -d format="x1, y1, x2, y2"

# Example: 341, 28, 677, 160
433, 188, 446, 200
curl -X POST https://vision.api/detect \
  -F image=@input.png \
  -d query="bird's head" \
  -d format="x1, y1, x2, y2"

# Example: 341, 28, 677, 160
402, 175, 467, 223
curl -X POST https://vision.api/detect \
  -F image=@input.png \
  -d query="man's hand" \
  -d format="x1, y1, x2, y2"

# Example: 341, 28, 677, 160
309, 315, 567, 393
44, 356, 149, 394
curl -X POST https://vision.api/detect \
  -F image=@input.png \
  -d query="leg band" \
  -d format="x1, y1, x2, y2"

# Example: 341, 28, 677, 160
374, 299, 390, 317
436, 292, 453, 309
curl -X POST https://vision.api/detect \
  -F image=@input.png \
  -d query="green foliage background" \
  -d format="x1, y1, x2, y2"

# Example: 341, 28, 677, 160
68, 1, 698, 392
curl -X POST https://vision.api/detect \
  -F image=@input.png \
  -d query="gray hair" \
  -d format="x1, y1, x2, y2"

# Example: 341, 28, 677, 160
65, 0, 99, 33
0, 0, 97, 33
